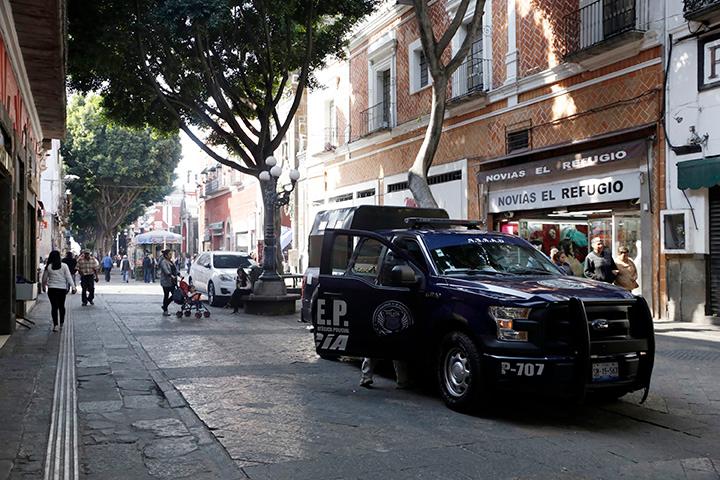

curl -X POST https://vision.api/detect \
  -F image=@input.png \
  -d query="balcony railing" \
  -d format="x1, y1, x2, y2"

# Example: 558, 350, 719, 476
563, 0, 648, 59
204, 178, 227, 197
356, 101, 392, 139
684, 0, 720, 20
451, 57, 491, 100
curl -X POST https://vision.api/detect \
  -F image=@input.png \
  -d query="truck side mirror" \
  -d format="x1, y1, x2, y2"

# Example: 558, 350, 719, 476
390, 265, 418, 286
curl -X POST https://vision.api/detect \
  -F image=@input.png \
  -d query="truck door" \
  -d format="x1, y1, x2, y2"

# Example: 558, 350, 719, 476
312, 229, 425, 360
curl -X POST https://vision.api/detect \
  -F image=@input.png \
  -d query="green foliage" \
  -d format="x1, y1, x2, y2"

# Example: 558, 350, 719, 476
62, 94, 182, 245
67, 0, 377, 173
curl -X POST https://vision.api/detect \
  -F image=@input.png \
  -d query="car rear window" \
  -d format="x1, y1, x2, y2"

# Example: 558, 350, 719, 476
213, 255, 251, 269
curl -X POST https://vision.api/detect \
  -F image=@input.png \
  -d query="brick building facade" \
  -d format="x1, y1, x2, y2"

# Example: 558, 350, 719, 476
297, 0, 674, 318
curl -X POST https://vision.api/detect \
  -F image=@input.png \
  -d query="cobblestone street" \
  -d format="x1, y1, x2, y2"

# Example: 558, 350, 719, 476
1, 274, 718, 479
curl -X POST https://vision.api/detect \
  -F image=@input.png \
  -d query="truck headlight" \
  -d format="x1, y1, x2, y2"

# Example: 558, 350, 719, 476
489, 306, 530, 342
219, 274, 234, 282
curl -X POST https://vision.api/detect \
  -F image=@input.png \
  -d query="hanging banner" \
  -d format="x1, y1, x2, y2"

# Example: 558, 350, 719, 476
488, 172, 640, 213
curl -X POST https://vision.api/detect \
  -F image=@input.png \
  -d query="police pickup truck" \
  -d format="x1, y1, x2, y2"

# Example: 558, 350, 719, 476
306, 206, 654, 412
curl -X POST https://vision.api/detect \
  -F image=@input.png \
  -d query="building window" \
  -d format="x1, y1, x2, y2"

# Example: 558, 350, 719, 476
363, 30, 396, 136
452, 23, 488, 98
325, 100, 337, 149
419, 51, 429, 88
381, 69, 391, 126
409, 38, 431, 94
387, 170, 462, 193
357, 188, 376, 198
506, 122, 532, 153
329, 193, 353, 203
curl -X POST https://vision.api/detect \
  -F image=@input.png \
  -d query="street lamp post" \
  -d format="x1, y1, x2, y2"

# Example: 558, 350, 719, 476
254, 156, 300, 297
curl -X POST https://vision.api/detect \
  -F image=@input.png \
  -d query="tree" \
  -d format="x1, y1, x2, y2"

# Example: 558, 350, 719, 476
409, 0, 485, 208
67, 0, 377, 288
62, 94, 182, 254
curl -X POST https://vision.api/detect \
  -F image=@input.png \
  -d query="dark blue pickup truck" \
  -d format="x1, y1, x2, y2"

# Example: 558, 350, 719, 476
306, 206, 654, 412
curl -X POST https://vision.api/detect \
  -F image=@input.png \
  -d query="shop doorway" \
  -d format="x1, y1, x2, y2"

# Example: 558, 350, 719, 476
497, 206, 642, 292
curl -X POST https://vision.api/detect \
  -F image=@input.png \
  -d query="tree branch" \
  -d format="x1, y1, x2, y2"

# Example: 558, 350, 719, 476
270, 8, 314, 153
446, 0, 485, 74
437, 0, 471, 55
194, 26, 259, 160
133, 3, 257, 176
413, 0, 441, 73
179, 124, 256, 176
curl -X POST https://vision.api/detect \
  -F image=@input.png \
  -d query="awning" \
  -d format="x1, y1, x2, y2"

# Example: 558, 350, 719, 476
677, 156, 720, 189
134, 230, 183, 245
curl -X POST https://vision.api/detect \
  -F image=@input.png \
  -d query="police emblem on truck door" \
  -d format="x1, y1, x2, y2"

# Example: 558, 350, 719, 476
372, 301, 413, 336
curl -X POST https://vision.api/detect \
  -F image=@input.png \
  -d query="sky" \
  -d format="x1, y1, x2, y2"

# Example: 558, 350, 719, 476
174, 130, 208, 189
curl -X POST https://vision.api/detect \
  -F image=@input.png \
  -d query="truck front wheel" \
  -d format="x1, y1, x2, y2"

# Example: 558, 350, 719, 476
437, 331, 485, 412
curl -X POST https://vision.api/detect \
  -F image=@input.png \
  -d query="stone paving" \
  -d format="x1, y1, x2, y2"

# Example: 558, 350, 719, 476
96, 279, 720, 480
1, 273, 720, 479
0, 300, 58, 480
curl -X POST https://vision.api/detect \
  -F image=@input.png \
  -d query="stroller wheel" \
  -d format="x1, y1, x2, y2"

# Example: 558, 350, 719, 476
203, 311, 211, 318
184, 310, 192, 317
175, 311, 183, 318
195, 312, 202, 319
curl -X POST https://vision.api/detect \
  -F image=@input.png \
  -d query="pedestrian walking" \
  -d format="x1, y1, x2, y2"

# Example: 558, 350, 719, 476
151, 255, 157, 282
77, 249, 99, 306
584, 237, 619, 283
159, 249, 178, 316
614, 246, 639, 291
41, 250, 76, 332
62, 251, 78, 285
120, 255, 133, 283
102, 253, 113, 282
142, 253, 152, 283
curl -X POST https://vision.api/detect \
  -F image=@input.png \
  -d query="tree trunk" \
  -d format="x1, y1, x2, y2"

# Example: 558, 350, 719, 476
408, 76, 449, 208
254, 178, 286, 296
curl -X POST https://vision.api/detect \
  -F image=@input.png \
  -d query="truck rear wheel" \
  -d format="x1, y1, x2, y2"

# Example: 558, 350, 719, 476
437, 331, 485, 412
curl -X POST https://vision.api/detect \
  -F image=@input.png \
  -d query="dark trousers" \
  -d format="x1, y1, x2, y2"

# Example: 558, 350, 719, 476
104, 267, 112, 282
143, 268, 151, 283
230, 288, 252, 312
47, 288, 67, 326
80, 274, 95, 304
162, 286, 174, 312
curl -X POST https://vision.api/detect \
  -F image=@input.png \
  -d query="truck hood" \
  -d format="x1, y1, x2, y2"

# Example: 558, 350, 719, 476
442, 275, 635, 303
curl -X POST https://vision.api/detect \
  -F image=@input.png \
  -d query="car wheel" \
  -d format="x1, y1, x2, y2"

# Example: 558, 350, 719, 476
208, 282, 220, 307
437, 331, 485, 412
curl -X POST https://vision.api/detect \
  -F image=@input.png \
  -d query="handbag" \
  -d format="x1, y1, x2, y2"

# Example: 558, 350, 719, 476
172, 288, 184, 305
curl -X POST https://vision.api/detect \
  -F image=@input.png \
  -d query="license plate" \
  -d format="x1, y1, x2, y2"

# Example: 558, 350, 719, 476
592, 362, 619, 382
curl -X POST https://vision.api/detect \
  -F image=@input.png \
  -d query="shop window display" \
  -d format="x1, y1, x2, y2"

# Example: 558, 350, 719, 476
517, 221, 588, 276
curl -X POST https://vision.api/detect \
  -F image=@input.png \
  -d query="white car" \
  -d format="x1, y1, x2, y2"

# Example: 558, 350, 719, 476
189, 251, 255, 306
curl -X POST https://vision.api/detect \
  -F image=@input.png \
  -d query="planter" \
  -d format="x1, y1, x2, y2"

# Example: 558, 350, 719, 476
16, 283, 38, 301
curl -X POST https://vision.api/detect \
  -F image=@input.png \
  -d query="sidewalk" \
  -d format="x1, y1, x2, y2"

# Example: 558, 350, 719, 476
653, 320, 720, 343
73, 283, 240, 479
0, 296, 59, 479
0, 274, 243, 480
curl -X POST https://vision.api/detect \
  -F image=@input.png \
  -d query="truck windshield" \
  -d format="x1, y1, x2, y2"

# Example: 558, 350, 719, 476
428, 237, 560, 276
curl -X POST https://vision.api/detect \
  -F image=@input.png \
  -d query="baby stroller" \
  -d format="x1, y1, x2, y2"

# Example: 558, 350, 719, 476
174, 277, 211, 319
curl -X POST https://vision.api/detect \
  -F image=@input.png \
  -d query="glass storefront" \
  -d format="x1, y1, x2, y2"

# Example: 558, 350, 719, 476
497, 207, 642, 292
